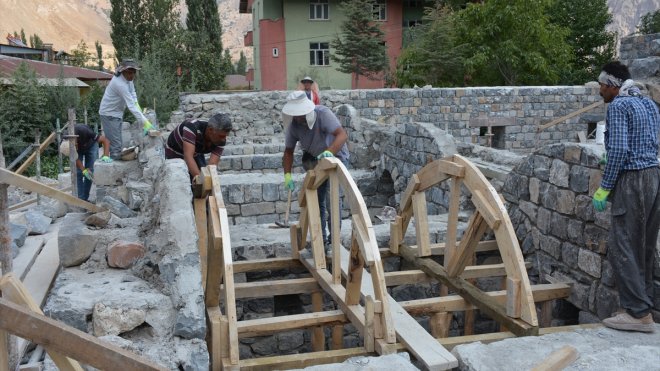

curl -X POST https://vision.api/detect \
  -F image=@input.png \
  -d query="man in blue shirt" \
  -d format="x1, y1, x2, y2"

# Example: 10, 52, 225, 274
593, 61, 660, 333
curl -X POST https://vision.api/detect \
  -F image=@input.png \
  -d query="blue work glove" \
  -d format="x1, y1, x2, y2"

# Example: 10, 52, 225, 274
284, 173, 294, 191
143, 120, 153, 136
592, 187, 610, 212
100, 155, 113, 163
599, 153, 607, 165
82, 168, 94, 182
316, 150, 334, 160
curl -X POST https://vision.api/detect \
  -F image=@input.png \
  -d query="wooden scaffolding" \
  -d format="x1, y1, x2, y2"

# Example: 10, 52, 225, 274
197, 155, 571, 370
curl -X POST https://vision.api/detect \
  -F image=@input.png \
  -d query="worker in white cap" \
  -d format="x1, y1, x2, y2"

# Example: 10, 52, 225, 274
299, 76, 320, 105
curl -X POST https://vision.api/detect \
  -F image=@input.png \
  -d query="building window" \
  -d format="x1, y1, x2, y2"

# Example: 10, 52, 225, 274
310, 0, 329, 20
403, 0, 423, 7
310, 42, 330, 66
372, 0, 386, 21
272, 48, 279, 57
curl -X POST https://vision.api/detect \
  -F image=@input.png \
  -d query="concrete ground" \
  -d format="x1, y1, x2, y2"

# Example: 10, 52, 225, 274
452, 324, 660, 370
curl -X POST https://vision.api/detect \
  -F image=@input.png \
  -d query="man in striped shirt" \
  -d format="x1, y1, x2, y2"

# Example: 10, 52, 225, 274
593, 61, 660, 333
165, 113, 232, 179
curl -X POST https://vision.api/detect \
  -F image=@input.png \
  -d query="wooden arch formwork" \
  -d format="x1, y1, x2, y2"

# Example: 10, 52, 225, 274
389, 154, 547, 337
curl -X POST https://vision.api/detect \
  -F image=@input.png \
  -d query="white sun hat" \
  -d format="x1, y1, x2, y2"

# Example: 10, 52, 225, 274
59, 141, 71, 156
282, 91, 315, 116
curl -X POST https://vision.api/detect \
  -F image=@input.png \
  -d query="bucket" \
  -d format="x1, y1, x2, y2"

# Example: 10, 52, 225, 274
596, 121, 606, 145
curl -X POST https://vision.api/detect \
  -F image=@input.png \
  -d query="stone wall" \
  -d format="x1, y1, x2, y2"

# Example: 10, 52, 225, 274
619, 32, 660, 60
175, 85, 604, 154
501, 142, 660, 321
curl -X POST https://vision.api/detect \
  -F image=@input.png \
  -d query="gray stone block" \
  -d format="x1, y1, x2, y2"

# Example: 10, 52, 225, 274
94, 160, 140, 186
99, 196, 137, 218
58, 213, 97, 267
578, 249, 602, 277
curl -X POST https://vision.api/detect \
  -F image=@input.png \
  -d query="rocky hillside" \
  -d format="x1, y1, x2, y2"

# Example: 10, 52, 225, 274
0, 0, 657, 70
0, 0, 252, 68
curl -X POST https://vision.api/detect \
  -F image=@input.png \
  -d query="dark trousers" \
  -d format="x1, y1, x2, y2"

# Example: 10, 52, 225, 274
76, 143, 98, 201
317, 157, 349, 244
608, 167, 660, 318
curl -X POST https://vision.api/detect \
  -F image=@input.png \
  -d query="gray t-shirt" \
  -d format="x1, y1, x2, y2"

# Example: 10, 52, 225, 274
284, 106, 349, 161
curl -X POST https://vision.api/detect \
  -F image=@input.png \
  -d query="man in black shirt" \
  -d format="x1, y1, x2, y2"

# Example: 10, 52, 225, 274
59, 124, 112, 201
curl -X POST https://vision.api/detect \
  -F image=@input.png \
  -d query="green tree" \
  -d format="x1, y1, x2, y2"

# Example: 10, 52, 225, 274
638, 10, 660, 34
186, 0, 223, 48
70, 40, 92, 67
237, 51, 247, 75
0, 63, 50, 158
223, 49, 235, 74
455, 0, 571, 86
396, 4, 467, 87
331, 0, 389, 86
29, 34, 43, 49
548, 0, 616, 84
134, 45, 180, 123
110, 0, 179, 61
20, 29, 26, 44
47, 68, 81, 124
95, 41, 105, 71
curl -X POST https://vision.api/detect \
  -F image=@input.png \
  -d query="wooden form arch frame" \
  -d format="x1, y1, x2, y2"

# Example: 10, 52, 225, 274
389, 154, 539, 336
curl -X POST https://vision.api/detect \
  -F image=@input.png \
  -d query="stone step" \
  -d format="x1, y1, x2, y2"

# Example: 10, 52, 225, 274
219, 169, 387, 225
218, 153, 304, 174
223, 143, 287, 156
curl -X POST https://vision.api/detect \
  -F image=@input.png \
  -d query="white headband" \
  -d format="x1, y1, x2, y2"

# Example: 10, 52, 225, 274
598, 71, 623, 87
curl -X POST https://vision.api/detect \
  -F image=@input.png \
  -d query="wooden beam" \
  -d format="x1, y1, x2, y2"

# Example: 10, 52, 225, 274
232, 278, 319, 299
205, 197, 222, 308
305, 187, 326, 270
383, 263, 532, 287
537, 101, 603, 131
207, 307, 223, 371
531, 346, 578, 371
416, 158, 464, 193
239, 347, 370, 371
194, 198, 208, 291
471, 190, 501, 229
237, 310, 346, 337
445, 212, 490, 277
399, 245, 538, 336
0, 298, 167, 371
311, 292, 325, 351
0, 168, 103, 213
400, 283, 570, 315
411, 191, 431, 257
232, 258, 303, 274
385, 240, 499, 258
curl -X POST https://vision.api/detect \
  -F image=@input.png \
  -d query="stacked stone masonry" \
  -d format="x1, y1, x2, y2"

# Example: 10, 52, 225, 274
501, 142, 660, 321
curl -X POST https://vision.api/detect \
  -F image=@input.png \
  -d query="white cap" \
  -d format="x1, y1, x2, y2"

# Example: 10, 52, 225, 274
282, 91, 315, 116
59, 141, 70, 156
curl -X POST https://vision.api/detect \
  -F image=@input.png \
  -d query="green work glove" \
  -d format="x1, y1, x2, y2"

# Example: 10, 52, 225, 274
316, 150, 334, 160
599, 153, 607, 165
143, 120, 153, 136
100, 155, 113, 163
592, 187, 610, 212
284, 172, 294, 191
82, 168, 93, 181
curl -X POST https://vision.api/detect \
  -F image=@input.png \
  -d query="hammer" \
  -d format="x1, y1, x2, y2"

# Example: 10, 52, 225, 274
273, 189, 292, 228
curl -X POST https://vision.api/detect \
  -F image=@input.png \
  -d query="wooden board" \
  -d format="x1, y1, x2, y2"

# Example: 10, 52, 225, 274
399, 244, 538, 336
531, 346, 578, 371
537, 101, 603, 131
232, 278, 320, 298
0, 298, 166, 371
12, 237, 45, 281
0, 168, 102, 213
232, 258, 302, 273
237, 310, 346, 338
338, 247, 457, 370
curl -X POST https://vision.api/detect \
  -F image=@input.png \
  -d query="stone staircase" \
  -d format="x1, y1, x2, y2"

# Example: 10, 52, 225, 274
218, 141, 383, 226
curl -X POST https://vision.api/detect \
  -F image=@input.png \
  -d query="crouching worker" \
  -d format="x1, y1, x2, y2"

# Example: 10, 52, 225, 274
59, 124, 112, 201
164, 113, 232, 181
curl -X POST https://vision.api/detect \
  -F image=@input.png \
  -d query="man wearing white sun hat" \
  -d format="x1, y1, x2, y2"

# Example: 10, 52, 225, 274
281, 91, 349, 249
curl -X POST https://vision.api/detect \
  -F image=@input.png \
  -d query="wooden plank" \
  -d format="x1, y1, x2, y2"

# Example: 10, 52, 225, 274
12, 237, 44, 281
471, 189, 501, 229
411, 191, 431, 257
205, 197, 222, 308
8, 186, 71, 212
445, 212, 489, 277
506, 277, 521, 318
217, 206, 239, 365
389, 216, 402, 254
0, 274, 82, 371
0, 298, 167, 371
538, 101, 603, 131
416, 159, 464, 193
531, 346, 578, 371
290, 223, 301, 259
400, 283, 570, 314
0, 168, 103, 213
393, 239, 499, 257
332, 325, 343, 350
237, 310, 346, 337
364, 296, 375, 352
0, 330, 9, 371
577, 131, 587, 143
305, 187, 326, 270
344, 230, 364, 306
338, 247, 457, 370
311, 291, 325, 351
206, 307, 223, 371
329, 171, 341, 284
399, 174, 420, 220
21, 238, 59, 308
444, 177, 462, 268
430, 312, 452, 338
194, 198, 208, 291
232, 278, 319, 298
15, 124, 68, 175
383, 263, 529, 287
399, 244, 538, 336
232, 258, 302, 273
239, 347, 370, 371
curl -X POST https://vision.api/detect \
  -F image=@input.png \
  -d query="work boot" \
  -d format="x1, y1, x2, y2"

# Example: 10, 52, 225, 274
603, 312, 655, 333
